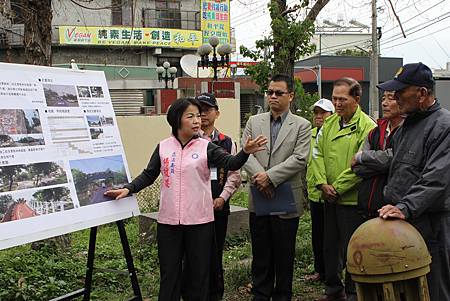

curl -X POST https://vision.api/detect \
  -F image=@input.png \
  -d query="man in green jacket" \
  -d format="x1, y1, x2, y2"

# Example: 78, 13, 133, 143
312, 78, 376, 301
306, 98, 335, 283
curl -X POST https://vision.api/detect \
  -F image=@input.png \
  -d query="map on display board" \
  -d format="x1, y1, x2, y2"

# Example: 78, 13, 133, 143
0, 63, 140, 250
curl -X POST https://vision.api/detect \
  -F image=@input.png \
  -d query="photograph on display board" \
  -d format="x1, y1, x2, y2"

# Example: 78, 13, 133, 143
100, 116, 114, 126
0, 186, 74, 223
89, 127, 104, 139
0, 161, 68, 193
89, 86, 104, 98
69, 155, 128, 207
0, 109, 44, 147
77, 86, 91, 98
86, 115, 101, 127
43, 84, 79, 107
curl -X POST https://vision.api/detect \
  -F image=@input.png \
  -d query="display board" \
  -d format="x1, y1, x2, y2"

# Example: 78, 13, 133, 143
201, 0, 231, 44
0, 63, 140, 250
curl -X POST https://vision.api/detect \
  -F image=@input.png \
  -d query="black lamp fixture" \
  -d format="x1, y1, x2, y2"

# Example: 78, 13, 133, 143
156, 61, 177, 89
197, 36, 232, 81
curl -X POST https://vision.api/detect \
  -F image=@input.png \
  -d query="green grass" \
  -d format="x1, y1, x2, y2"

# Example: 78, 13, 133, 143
0, 192, 323, 300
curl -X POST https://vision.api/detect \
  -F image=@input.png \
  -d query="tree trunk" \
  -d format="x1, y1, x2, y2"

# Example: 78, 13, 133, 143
21, 0, 52, 66
21, 1, 71, 250
271, 0, 293, 77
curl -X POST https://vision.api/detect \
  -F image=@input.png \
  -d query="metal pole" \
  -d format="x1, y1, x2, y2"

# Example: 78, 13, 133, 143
370, 0, 379, 119
212, 45, 218, 81
293, 65, 321, 98
318, 64, 322, 99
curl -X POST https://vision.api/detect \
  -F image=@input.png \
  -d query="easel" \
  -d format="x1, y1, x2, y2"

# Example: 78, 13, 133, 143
50, 220, 142, 301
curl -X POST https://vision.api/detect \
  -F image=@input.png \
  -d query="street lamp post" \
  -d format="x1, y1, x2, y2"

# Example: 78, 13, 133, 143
293, 65, 322, 99
197, 36, 232, 81
156, 61, 177, 89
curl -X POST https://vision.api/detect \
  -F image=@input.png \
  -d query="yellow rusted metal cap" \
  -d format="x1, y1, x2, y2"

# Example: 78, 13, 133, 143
347, 218, 431, 283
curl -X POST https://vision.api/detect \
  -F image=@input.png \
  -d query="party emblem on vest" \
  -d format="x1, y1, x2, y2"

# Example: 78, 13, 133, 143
192, 153, 199, 159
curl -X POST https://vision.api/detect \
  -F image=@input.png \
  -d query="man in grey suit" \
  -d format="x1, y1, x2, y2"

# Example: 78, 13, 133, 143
242, 74, 311, 301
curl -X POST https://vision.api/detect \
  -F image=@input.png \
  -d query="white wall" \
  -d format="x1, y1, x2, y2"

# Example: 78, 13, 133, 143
117, 98, 241, 177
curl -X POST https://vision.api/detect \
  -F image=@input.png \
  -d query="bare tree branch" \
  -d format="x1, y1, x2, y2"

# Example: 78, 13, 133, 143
69, 0, 122, 11
281, 4, 300, 16
306, 0, 331, 22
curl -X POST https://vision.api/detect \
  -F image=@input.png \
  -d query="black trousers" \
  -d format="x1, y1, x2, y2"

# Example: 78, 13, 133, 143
209, 212, 229, 300
310, 200, 325, 278
157, 222, 214, 301
323, 203, 364, 296
249, 213, 299, 301
410, 213, 450, 301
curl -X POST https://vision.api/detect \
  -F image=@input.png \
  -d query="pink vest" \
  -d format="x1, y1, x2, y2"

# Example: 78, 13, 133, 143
158, 136, 214, 225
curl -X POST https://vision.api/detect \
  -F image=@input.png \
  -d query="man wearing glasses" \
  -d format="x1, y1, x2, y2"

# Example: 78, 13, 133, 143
242, 74, 311, 300
376, 63, 450, 301
312, 77, 375, 301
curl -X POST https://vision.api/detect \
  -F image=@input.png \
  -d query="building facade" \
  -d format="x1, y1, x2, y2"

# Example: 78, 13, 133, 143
0, 0, 239, 116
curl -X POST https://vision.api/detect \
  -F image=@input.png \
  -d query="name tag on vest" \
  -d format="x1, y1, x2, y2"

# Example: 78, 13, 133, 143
210, 167, 218, 180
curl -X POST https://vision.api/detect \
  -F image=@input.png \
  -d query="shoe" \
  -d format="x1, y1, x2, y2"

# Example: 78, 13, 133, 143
305, 273, 322, 282
315, 291, 347, 301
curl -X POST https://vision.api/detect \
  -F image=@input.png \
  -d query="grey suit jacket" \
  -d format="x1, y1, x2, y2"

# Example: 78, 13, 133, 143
242, 111, 311, 218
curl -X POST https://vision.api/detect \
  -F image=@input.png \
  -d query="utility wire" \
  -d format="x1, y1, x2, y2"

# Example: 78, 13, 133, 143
382, 11, 450, 45
383, 24, 450, 49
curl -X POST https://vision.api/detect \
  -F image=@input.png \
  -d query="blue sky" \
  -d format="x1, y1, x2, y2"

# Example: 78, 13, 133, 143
69, 155, 125, 174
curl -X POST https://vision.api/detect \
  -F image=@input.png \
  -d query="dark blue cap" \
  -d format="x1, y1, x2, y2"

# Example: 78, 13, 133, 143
196, 92, 218, 109
377, 62, 434, 91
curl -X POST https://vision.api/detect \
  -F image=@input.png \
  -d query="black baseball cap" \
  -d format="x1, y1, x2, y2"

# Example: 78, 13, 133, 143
377, 62, 434, 91
196, 92, 218, 109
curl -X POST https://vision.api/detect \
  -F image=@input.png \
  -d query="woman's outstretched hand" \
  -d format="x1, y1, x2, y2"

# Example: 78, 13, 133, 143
243, 135, 268, 154
104, 188, 130, 200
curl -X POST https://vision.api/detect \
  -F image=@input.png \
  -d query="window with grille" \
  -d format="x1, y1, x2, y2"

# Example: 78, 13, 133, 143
155, 0, 181, 29
111, 0, 122, 25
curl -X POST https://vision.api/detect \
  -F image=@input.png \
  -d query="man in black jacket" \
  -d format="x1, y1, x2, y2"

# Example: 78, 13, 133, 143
351, 90, 404, 219
375, 62, 450, 301
198, 92, 241, 300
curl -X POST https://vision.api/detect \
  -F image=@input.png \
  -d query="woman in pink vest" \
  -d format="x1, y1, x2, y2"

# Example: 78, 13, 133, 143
105, 97, 267, 301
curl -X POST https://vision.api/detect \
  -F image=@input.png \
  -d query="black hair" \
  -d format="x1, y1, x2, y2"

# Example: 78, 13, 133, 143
334, 77, 362, 98
166, 97, 201, 137
270, 74, 295, 92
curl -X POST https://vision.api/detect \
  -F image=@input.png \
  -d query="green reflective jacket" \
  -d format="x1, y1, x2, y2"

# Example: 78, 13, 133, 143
311, 106, 376, 206
307, 127, 323, 203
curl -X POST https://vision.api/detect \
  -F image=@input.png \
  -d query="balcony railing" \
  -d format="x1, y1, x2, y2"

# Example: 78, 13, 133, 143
142, 8, 200, 31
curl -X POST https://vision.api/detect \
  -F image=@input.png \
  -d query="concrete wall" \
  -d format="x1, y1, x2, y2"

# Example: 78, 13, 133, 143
117, 98, 241, 178
52, 0, 199, 27
52, 0, 113, 26
436, 79, 450, 111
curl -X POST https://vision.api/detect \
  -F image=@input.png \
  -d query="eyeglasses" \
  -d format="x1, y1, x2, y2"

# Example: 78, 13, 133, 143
266, 90, 289, 97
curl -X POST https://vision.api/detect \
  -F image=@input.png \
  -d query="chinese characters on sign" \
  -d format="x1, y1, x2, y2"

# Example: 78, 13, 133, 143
201, 0, 231, 44
59, 26, 202, 49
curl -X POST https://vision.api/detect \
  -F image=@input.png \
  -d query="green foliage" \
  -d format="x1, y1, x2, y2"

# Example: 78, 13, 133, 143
0, 197, 322, 300
294, 79, 320, 122
240, 1, 317, 91
335, 48, 370, 57
32, 186, 70, 203
0, 219, 160, 300
229, 190, 249, 208
240, 38, 273, 93
269, 2, 316, 74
